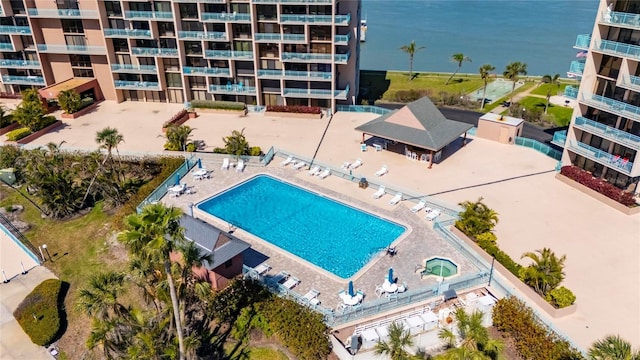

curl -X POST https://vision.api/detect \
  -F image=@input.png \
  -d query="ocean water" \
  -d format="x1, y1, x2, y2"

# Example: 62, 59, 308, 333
360, 0, 599, 76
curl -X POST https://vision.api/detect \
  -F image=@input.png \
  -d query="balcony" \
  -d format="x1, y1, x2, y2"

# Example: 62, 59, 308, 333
334, 33, 350, 45
201, 12, 251, 23
256, 69, 283, 79
0, 59, 41, 69
110, 64, 158, 74
131, 47, 179, 57
177, 31, 227, 40
574, 34, 591, 50
283, 84, 349, 100
204, 50, 253, 59
27, 8, 99, 19
551, 130, 567, 148
568, 60, 584, 78
566, 140, 634, 175
335, 52, 350, 64
208, 84, 257, 95
581, 92, 640, 122
254, 33, 306, 43
114, 80, 161, 90
564, 86, 578, 99
0, 25, 32, 35
183, 66, 230, 76
124, 11, 173, 20
593, 38, 640, 61
104, 28, 152, 38
574, 116, 640, 151
37, 44, 106, 55
253, 0, 332, 3
284, 70, 332, 80
600, 10, 640, 30
1, 75, 45, 85
0, 43, 14, 51
618, 74, 640, 92
280, 13, 350, 25
174, 0, 226, 3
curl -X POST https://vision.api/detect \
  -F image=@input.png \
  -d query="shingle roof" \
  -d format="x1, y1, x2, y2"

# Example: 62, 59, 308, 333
180, 215, 250, 270
354, 97, 473, 151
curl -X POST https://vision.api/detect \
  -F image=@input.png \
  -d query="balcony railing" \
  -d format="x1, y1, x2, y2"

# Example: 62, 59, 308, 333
0, 59, 41, 69
0, 43, 14, 51
566, 140, 633, 174
574, 34, 591, 50
282, 52, 331, 62
564, 86, 578, 99
600, 10, 640, 29
574, 116, 640, 151
619, 74, 640, 92
335, 52, 350, 63
124, 11, 173, 20
254, 33, 306, 43
568, 60, 585, 78
182, 66, 230, 76
335, 33, 350, 45
0, 25, 32, 35
110, 63, 158, 74
201, 12, 251, 22
284, 70, 332, 80
283, 84, 349, 99
174, 0, 226, 3
204, 50, 253, 59
131, 47, 179, 56
114, 80, 160, 90
27, 8, 99, 19
581, 92, 640, 122
279, 13, 350, 25
177, 31, 227, 40
1, 75, 45, 85
104, 28, 152, 38
37, 44, 106, 55
256, 69, 283, 78
208, 84, 257, 95
253, 0, 332, 3
594, 38, 640, 61
551, 130, 567, 148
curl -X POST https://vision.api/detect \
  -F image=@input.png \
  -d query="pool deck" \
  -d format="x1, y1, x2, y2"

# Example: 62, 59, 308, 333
8, 100, 640, 350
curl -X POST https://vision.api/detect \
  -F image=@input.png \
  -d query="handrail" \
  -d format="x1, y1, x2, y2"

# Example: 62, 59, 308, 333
0, 213, 43, 263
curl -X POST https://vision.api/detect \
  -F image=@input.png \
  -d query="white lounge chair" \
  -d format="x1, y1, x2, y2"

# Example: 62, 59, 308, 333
282, 276, 300, 290
221, 158, 230, 170
411, 200, 426, 213
293, 160, 306, 170
424, 207, 434, 215
281, 155, 293, 166
318, 168, 331, 179
253, 263, 271, 275
341, 161, 350, 170
271, 271, 289, 284
236, 159, 245, 172
426, 209, 441, 221
389, 192, 402, 205
375, 165, 388, 177
372, 185, 386, 199
303, 289, 321, 305
307, 165, 321, 176
349, 158, 362, 169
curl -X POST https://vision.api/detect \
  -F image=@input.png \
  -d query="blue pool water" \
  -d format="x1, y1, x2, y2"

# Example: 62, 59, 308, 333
197, 175, 406, 278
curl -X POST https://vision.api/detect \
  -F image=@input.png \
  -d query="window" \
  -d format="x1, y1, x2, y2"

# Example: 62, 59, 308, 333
167, 89, 184, 103
104, 1, 122, 17
65, 35, 86, 46
191, 90, 209, 101
163, 58, 180, 71
112, 39, 129, 52
189, 77, 206, 89
157, 22, 175, 37
184, 41, 202, 55
73, 68, 94, 78
166, 73, 182, 88
70, 55, 91, 67
224, 259, 233, 269
179, 4, 198, 19
108, 19, 125, 29
9, 0, 26, 15
61, 20, 84, 34
56, 0, 79, 10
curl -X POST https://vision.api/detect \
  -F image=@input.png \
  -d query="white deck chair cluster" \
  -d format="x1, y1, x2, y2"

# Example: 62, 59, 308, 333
389, 192, 402, 205
372, 185, 385, 199
425, 207, 441, 221
411, 200, 426, 213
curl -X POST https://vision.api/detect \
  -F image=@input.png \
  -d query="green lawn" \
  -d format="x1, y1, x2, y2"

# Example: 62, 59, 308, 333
481, 81, 538, 112
530, 81, 579, 97
517, 96, 574, 126
225, 344, 290, 360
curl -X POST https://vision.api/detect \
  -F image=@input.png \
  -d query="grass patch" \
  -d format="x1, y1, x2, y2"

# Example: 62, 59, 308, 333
14, 279, 65, 346
225, 344, 290, 360
518, 96, 574, 126
530, 81, 579, 97
481, 81, 538, 112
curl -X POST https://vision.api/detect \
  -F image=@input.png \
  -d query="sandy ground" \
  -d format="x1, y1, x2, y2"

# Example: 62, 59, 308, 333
2, 100, 639, 350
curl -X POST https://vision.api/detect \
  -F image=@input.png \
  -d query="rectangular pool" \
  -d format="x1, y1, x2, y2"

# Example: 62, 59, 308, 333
197, 174, 405, 278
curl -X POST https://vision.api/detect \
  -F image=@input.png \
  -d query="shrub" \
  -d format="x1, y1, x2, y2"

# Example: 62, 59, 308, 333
185, 142, 196, 152
477, 237, 523, 276
6, 127, 32, 141
190, 100, 245, 111
57, 89, 82, 114
212, 147, 227, 154
545, 286, 576, 309
77, 97, 94, 111
561, 166, 635, 206
475, 231, 497, 243
266, 105, 322, 114
249, 146, 262, 156
493, 297, 583, 360
393, 89, 431, 102
14, 279, 65, 346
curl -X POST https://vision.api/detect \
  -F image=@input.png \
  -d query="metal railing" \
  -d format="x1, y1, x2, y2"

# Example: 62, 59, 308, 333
568, 60, 585, 77
564, 86, 578, 99
177, 31, 227, 40
131, 47, 179, 56
201, 12, 251, 22
574, 34, 591, 49
566, 140, 634, 174
581, 92, 640, 122
1, 75, 45, 85
0, 43, 13, 51
284, 70, 332, 80
124, 10, 173, 20
601, 10, 640, 28
336, 105, 392, 115
0, 25, 32, 34
279, 13, 350, 25
208, 84, 257, 95
204, 50, 253, 59
37, 44, 106, 55
283, 85, 349, 99
27, 8, 99, 18
595, 38, 640, 60
183, 66, 230, 76
514, 137, 563, 160
620, 74, 640, 92
282, 52, 331, 61
551, 130, 567, 148
0, 213, 43, 263
0, 59, 41, 69
104, 28, 152, 38
334, 33, 351, 44
110, 63, 158, 74
253, 0, 332, 3
136, 156, 196, 213
114, 80, 160, 90
574, 116, 640, 150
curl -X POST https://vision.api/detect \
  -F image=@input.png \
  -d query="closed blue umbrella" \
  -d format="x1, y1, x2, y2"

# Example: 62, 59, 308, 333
348, 281, 355, 297
388, 268, 394, 283
197, 158, 202, 168
174, 174, 180, 186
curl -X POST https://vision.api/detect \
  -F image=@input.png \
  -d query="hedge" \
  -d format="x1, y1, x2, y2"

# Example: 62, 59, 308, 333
6, 127, 32, 141
190, 100, 245, 111
266, 105, 322, 114
14, 279, 65, 346
560, 165, 635, 206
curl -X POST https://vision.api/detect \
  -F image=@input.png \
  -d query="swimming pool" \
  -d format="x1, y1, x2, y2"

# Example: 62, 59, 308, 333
197, 174, 406, 278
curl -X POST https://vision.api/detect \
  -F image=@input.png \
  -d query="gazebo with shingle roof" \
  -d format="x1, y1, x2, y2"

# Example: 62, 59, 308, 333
355, 97, 473, 168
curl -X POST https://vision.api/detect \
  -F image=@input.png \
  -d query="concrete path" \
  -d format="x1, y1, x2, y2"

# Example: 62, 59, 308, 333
0, 266, 57, 360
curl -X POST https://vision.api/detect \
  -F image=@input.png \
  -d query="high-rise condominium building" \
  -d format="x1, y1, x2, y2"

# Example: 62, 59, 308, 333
559, 0, 640, 194
0, 0, 360, 111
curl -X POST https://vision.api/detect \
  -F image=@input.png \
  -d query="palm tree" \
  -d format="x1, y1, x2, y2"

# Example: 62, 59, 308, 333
455, 198, 499, 237
446, 53, 472, 85
541, 73, 561, 114
0, 104, 11, 128
374, 322, 414, 360
164, 124, 193, 152
479, 64, 495, 110
118, 203, 187, 360
57, 89, 82, 114
76, 271, 128, 320
400, 40, 425, 80
223, 128, 250, 158
588, 335, 640, 360
503, 61, 528, 103
95, 127, 124, 161
519, 248, 566, 296
438, 308, 504, 360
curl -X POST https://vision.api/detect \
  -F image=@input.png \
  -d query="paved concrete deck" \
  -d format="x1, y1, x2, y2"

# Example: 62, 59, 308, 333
3, 100, 639, 349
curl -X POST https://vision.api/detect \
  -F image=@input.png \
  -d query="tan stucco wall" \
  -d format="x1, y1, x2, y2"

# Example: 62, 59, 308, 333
476, 119, 523, 144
